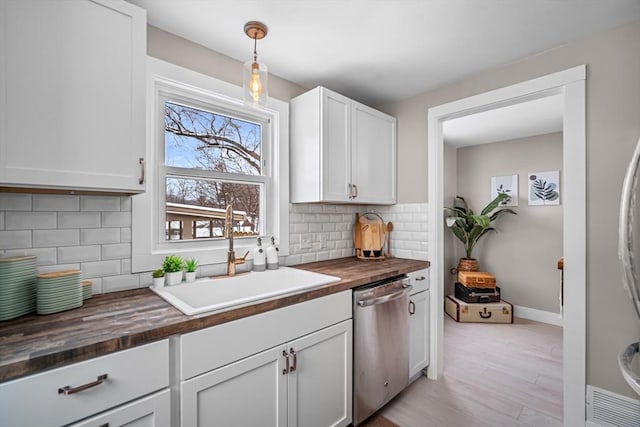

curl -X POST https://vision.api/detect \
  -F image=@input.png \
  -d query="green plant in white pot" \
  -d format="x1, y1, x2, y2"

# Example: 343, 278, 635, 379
163, 254, 183, 286
184, 258, 198, 283
444, 193, 516, 271
151, 269, 165, 288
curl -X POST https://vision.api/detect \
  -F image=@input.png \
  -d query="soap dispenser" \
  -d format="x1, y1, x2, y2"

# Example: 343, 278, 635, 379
252, 237, 266, 271
266, 236, 279, 270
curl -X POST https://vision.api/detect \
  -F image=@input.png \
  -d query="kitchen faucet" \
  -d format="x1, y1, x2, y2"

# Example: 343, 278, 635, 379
225, 204, 249, 276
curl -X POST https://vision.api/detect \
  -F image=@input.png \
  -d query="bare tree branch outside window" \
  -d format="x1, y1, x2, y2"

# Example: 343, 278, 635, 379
164, 102, 262, 240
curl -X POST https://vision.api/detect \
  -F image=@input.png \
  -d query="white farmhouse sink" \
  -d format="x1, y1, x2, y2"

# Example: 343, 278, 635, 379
151, 267, 341, 315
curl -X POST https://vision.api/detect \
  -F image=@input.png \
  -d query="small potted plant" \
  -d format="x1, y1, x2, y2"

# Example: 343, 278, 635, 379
151, 269, 165, 288
184, 258, 198, 283
162, 254, 184, 286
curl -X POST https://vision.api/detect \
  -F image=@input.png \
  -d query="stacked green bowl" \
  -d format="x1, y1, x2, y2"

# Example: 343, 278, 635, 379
36, 270, 82, 315
82, 280, 93, 300
0, 255, 37, 321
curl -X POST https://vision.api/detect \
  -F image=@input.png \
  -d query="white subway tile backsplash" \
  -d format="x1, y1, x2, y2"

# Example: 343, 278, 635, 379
121, 258, 132, 274
102, 243, 131, 260
309, 223, 323, 233
6, 212, 56, 230
121, 228, 132, 243
0, 230, 31, 249
120, 197, 132, 212
101, 212, 131, 227
1, 190, 428, 294
5, 248, 57, 265
103, 274, 139, 293
82, 260, 121, 278
80, 196, 121, 212
58, 245, 100, 263
37, 263, 81, 274
58, 212, 101, 229
0, 193, 31, 211
81, 228, 120, 245
33, 195, 79, 212
33, 229, 79, 248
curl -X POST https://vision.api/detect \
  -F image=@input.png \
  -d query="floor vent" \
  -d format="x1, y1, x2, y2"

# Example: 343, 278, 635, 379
587, 385, 640, 427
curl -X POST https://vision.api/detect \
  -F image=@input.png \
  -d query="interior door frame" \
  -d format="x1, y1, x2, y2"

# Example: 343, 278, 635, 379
426, 65, 586, 426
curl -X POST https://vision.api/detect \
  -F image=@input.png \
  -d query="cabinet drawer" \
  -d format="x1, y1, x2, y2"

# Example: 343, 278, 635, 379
0, 340, 169, 426
69, 389, 170, 427
408, 268, 429, 294
181, 290, 352, 380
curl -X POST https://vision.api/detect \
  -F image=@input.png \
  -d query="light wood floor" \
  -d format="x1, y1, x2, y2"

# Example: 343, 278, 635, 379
377, 315, 563, 427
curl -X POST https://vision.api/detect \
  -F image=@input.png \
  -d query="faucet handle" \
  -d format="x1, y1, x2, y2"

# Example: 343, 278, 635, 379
236, 250, 250, 264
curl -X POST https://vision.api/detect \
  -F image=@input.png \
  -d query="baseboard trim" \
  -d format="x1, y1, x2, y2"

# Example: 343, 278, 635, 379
514, 305, 563, 326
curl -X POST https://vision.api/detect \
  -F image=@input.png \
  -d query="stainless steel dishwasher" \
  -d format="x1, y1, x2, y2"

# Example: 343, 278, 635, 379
353, 275, 412, 426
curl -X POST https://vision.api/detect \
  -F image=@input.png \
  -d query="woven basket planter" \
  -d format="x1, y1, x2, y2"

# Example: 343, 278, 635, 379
457, 258, 479, 272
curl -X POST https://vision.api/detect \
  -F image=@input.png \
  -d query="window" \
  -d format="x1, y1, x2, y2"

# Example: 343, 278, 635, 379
162, 100, 266, 241
132, 58, 289, 273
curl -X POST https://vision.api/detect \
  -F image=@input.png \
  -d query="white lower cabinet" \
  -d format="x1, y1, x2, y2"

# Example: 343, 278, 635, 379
0, 340, 170, 426
70, 389, 170, 427
180, 291, 353, 427
409, 290, 430, 379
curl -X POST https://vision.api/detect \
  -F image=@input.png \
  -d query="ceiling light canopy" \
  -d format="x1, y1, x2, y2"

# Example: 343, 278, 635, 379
243, 21, 268, 106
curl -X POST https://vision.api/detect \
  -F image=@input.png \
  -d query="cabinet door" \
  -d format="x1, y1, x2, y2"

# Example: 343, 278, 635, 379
351, 103, 396, 204
0, 0, 146, 193
409, 290, 430, 378
69, 389, 170, 427
321, 89, 352, 202
287, 320, 352, 427
181, 345, 287, 427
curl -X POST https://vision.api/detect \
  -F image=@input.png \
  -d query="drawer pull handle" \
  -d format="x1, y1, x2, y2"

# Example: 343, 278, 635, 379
283, 350, 289, 375
409, 300, 416, 315
58, 374, 108, 395
290, 348, 297, 372
99, 424, 109, 427
415, 276, 426, 281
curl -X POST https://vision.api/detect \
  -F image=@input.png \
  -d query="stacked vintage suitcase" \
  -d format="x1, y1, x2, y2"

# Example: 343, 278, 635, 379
445, 270, 513, 323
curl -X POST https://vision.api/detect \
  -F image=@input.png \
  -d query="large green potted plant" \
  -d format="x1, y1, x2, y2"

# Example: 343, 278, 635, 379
444, 193, 516, 271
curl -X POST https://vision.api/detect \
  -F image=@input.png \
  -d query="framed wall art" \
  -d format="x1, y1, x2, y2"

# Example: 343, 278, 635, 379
491, 174, 518, 206
528, 171, 560, 205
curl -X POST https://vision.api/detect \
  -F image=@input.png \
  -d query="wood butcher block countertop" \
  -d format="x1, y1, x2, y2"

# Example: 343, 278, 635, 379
0, 257, 428, 383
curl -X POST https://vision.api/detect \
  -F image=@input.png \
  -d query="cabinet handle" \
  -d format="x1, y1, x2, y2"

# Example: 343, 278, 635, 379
409, 300, 416, 315
282, 350, 289, 375
348, 183, 353, 199
138, 157, 145, 184
99, 424, 109, 427
353, 184, 358, 198
290, 348, 297, 372
415, 276, 426, 281
58, 374, 108, 395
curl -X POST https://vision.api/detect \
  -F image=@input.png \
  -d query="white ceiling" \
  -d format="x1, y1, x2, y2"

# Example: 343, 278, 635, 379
443, 94, 564, 147
128, 0, 639, 145
127, 0, 640, 107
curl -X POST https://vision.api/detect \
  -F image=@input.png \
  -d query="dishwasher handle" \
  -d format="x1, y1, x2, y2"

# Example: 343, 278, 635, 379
357, 284, 412, 307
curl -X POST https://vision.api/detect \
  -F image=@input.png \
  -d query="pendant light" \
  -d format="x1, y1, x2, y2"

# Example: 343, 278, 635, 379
243, 21, 268, 106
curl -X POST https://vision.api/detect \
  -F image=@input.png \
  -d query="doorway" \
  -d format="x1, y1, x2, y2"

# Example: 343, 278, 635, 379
426, 66, 586, 426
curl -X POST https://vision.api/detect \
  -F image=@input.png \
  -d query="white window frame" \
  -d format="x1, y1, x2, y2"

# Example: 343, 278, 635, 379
132, 57, 289, 273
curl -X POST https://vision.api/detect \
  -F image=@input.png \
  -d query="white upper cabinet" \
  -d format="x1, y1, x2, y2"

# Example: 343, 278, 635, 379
290, 86, 396, 204
0, 0, 146, 193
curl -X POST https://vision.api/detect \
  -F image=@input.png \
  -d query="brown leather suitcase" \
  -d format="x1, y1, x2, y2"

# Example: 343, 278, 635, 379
454, 282, 501, 303
445, 295, 513, 323
457, 271, 496, 289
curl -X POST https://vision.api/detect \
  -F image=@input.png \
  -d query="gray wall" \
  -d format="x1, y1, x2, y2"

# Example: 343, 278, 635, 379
456, 133, 563, 314
381, 20, 640, 398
